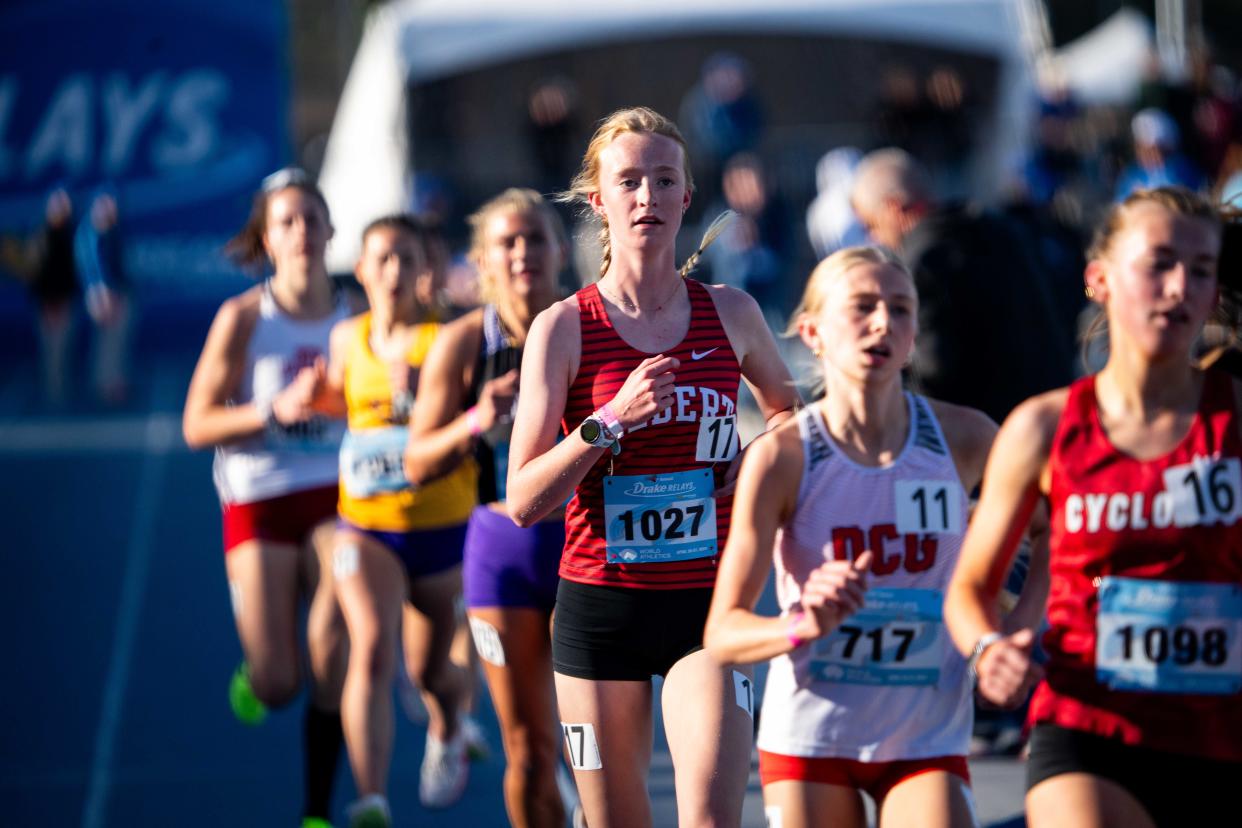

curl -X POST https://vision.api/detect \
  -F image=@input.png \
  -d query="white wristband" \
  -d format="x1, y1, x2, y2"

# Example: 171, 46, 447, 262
968, 631, 1004, 679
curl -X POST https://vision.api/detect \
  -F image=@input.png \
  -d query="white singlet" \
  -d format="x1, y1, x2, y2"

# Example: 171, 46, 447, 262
755, 395, 972, 762
212, 282, 350, 505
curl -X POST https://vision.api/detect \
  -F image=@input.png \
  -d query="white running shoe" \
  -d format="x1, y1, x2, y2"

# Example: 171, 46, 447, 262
346, 793, 391, 828
419, 729, 469, 808
460, 713, 491, 762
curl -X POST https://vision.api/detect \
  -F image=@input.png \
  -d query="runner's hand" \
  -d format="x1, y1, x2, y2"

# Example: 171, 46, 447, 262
975, 628, 1043, 709
476, 369, 519, 431
273, 363, 323, 425
608, 355, 679, 430
796, 551, 872, 639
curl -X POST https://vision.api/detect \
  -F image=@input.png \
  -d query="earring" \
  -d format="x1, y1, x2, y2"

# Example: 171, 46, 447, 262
1084, 286, 1096, 299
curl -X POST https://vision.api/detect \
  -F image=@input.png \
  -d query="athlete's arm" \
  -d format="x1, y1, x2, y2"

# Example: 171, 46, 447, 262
705, 425, 869, 664
506, 300, 602, 527
936, 399, 1050, 634
945, 391, 1063, 707
311, 317, 353, 419
1001, 501, 1051, 635
183, 291, 280, 448
711, 285, 800, 428
404, 311, 506, 486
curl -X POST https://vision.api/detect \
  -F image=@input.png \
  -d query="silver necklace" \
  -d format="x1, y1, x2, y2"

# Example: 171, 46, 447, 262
597, 276, 683, 314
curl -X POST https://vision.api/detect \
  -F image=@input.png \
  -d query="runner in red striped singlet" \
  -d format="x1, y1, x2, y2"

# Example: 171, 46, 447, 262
946, 187, 1242, 828
507, 107, 799, 828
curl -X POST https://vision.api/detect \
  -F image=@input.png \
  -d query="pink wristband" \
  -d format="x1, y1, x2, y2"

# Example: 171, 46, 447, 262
598, 403, 623, 440
786, 611, 807, 650
465, 406, 483, 438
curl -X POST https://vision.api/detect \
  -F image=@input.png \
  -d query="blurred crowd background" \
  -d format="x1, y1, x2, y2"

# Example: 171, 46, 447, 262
1, 0, 1240, 417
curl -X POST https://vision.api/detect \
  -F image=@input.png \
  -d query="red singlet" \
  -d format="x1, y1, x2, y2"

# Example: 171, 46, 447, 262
1035, 370, 1242, 761
560, 279, 740, 589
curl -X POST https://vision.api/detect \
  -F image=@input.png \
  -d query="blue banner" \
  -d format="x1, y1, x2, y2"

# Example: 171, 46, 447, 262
0, 0, 289, 299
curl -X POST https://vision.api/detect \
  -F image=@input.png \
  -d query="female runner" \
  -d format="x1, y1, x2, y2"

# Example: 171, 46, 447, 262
182, 168, 350, 828
324, 215, 476, 826
945, 186, 1242, 828
405, 188, 572, 827
704, 246, 1031, 828
506, 106, 799, 828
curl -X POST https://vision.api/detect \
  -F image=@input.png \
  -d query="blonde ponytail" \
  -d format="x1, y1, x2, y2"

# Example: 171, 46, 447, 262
680, 210, 735, 277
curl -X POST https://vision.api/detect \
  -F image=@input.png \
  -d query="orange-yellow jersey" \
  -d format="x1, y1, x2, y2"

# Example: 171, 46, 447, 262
338, 313, 476, 531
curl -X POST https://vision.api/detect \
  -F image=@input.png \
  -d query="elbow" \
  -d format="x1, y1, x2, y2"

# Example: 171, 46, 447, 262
702, 616, 731, 665
508, 503, 537, 529
182, 416, 208, 451
402, 452, 434, 488
506, 492, 540, 529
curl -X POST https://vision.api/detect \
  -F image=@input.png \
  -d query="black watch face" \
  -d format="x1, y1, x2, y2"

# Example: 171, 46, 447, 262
580, 418, 603, 444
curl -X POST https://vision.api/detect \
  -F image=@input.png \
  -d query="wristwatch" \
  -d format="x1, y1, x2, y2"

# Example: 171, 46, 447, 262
580, 415, 620, 454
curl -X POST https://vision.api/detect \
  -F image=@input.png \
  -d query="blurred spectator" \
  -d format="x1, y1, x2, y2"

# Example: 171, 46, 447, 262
1115, 107, 1206, 199
851, 148, 1076, 423
16, 189, 81, 407
1218, 141, 1242, 207
1022, 91, 1085, 208
679, 52, 765, 205
805, 147, 868, 259
699, 153, 791, 325
873, 65, 924, 151
1188, 58, 1239, 180
75, 189, 132, 405
527, 77, 579, 194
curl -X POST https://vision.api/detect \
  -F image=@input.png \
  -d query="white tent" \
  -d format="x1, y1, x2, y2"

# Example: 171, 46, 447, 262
1054, 9, 1153, 107
319, 0, 1037, 271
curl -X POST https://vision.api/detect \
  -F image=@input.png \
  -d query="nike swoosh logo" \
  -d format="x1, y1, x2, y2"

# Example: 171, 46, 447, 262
691, 347, 718, 361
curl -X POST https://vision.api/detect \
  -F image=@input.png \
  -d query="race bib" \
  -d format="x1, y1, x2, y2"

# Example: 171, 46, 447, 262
1162, 456, 1242, 528
894, 481, 963, 535
603, 468, 716, 564
340, 427, 410, 498
267, 415, 336, 450
1096, 576, 1242, 694
810, 588, 945, 686
696, 415, 738, 463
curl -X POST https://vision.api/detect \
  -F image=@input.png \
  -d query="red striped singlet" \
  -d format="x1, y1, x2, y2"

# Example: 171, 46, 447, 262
560, 279, 741, 589
1034, 369, 1242, 761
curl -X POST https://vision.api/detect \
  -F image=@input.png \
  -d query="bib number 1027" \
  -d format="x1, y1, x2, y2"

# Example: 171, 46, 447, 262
617, 504, 706, 542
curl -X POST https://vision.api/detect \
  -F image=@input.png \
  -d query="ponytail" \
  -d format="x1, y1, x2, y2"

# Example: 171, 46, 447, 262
679, 210, 735, 277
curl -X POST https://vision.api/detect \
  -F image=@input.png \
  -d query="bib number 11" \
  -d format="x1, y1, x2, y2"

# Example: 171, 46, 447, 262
895, 481, 962, 534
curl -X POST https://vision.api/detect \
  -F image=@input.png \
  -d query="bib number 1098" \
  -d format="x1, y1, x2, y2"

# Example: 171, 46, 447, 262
1113, 624, 1229, 667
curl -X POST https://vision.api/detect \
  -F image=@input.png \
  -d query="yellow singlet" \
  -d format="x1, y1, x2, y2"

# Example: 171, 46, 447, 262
338, 313, 476, 531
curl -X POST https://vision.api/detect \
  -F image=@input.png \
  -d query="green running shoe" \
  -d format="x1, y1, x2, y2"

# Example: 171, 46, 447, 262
228, 663, 267, 726
301, 819, 334, 828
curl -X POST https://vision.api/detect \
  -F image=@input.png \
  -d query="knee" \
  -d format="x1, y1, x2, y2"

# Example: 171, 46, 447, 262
503, 729, 559, 781
410, 654, 460, 697
249, 662, 300, 707
349, 628, 397, 685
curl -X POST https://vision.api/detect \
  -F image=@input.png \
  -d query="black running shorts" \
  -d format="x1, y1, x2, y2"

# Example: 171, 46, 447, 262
552, 579, 713, 681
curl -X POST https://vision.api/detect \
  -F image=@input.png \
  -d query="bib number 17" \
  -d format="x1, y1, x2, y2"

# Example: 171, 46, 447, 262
696, 415, 738, 462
